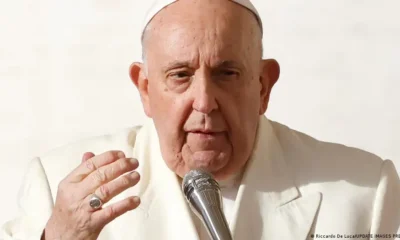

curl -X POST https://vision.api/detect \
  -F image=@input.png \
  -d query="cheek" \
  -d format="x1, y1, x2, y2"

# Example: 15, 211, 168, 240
220, 81, 260, 118
148, 83, 192, 144
219, 81, 260, 144
238, 80, 261, 113
149, 82, 178, 119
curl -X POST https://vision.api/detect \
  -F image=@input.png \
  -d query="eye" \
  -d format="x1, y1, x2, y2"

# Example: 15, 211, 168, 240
170, 71, 191, 79
222, 70, 238, 76
216, 69, 240, 79
166, 71, 192, 91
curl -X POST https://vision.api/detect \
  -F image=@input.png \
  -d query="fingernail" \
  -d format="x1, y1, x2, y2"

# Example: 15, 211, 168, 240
133, 196, 141, 204
118, 151, 125, 158
130, 158, 138, 164
130, 171, 140, 179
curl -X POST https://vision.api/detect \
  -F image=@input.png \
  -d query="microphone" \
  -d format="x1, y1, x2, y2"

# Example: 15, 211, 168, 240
182, 169, 233, 240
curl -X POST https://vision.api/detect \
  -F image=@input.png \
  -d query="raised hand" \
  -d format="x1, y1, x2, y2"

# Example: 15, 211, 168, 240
43, 151, 141, 240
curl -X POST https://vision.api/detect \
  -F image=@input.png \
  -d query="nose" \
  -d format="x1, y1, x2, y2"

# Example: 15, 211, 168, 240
191, 73, 219, 114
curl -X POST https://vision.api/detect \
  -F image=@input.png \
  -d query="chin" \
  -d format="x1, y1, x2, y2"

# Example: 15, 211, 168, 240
187, 159, 237, 182
191, 150, 229, 169
164, 145, 235, 178
170, 156, 228, 179
172, 161, 236, 181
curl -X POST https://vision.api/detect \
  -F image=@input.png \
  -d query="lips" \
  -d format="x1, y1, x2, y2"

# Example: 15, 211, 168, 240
187, 131, 226, 142
193, 132, 218, 138
187, 128, 225, 134
191, 130, 219, 134
185, 128, 228, 153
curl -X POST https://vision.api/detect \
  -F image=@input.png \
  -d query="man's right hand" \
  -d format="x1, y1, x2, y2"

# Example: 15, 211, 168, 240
43, 151, 141, 240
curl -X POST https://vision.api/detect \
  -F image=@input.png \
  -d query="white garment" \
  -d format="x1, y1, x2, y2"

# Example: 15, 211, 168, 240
1, 116, 400, 240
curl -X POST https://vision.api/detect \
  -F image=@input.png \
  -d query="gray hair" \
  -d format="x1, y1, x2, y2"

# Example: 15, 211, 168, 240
140, 23, 154, 76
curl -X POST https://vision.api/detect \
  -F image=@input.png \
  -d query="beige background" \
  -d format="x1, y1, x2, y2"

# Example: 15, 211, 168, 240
0, 0, 399, 226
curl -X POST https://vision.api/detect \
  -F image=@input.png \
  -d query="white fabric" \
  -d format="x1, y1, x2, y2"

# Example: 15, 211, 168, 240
1, 116, 400, 239
141, 0, 263, 36
219, 172, 242, 226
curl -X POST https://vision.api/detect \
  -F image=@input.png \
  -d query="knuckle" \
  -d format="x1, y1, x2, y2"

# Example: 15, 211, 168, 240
118, 158, 130, 170
99, 184, 110, 199
93, 169, 106, 184
104, 151, 117, 162
107, 165, 116, 178
105, 206, 116, 219
85, 159, 96, 171
121, 175, 131, 186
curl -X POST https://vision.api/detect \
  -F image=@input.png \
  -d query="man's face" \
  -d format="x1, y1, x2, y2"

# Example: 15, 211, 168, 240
132, 0, 278, 180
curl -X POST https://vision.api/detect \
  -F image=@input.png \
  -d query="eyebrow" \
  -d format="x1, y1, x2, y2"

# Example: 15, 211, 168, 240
162, 60, 244, 72
162, 61, 193, 73
214, 60, 244, 69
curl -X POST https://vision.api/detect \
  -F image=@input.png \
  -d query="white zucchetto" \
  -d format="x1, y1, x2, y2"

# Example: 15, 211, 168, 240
141, 0, 263, 37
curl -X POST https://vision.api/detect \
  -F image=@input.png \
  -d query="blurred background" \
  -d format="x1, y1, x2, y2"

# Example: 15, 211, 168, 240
0, 0, 399, 226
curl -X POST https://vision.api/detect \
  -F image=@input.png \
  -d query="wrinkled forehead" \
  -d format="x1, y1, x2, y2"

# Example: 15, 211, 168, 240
141, 0, 263, 40
142, 4, 263, 70
148, 24, 259, 69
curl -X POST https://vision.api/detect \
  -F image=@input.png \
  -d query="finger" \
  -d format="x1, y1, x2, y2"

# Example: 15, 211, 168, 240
67, 151, 126, 183
92, 196, 140, 227
82, 152, 95, 162
93, 171, 140, 205
81, 158, 139, 195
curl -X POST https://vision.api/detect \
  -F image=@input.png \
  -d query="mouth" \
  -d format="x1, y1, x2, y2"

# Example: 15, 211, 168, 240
191, 130, 218, 134
187, 130, 225, 140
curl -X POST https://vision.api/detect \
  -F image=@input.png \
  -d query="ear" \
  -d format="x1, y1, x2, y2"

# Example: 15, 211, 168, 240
129, 62, 152, 117
259, 59, 280, 115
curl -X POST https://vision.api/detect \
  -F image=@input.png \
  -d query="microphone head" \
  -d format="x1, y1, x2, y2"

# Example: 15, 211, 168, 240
182, 170, 233, 240
182, 169, 220, 200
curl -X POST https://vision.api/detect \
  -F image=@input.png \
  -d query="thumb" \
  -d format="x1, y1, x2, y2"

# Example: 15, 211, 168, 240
82, 152, 95, 162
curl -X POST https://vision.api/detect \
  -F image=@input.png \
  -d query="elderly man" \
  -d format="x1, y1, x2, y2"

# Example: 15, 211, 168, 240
2, 0, 400, 239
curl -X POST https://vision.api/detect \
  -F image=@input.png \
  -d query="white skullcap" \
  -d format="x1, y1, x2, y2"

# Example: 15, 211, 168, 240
141, 0, 263, 38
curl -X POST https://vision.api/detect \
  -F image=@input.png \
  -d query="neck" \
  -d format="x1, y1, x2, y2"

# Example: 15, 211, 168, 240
218, 168, 244, 189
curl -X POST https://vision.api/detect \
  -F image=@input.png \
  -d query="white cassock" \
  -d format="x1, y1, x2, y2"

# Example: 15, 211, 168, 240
1, 116, 399, 240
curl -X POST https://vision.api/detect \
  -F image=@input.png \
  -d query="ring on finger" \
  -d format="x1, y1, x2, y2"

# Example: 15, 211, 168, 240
89, 193, 103, 210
